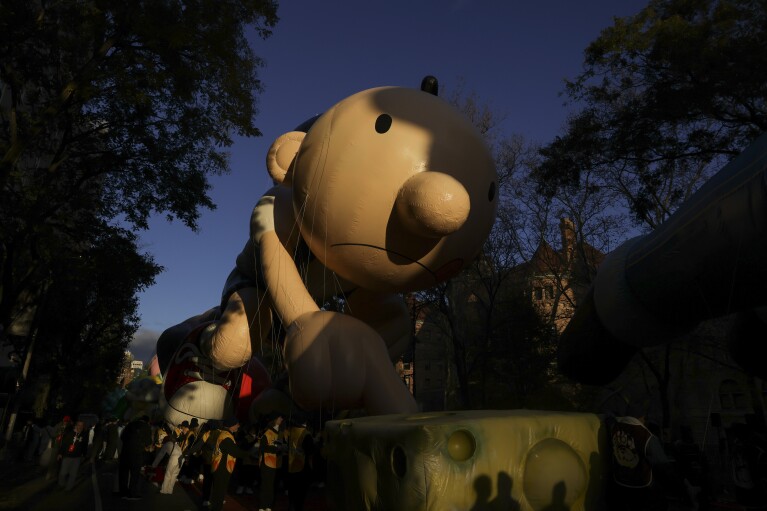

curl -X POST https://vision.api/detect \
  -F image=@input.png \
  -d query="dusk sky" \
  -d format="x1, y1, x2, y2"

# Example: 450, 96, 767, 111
129, 0, 648, 363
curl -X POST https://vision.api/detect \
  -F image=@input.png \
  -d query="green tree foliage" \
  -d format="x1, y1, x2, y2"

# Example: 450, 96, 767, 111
536, 0, 767, 228
33, 223, 159, 412
1, 0, 278, 229
0, 0, 277, 325
0, 0, 278, 415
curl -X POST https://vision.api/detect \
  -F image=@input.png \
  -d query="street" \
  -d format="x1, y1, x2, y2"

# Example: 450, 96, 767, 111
0, 445, 329, 511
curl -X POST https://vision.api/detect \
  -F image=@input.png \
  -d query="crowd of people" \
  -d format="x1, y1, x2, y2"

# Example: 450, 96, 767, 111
178, 413, 322, 511
605, 402, 767, 511
13, 404, 767, 510
14, 409, 325, 511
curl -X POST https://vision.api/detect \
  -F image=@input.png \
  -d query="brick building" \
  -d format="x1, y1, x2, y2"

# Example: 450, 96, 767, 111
399, 218, 602, 411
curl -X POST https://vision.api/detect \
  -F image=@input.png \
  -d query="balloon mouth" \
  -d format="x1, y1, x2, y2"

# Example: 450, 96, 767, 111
433, 258, 464, 282
330, 243, 438, 280
330, 243, 464, 284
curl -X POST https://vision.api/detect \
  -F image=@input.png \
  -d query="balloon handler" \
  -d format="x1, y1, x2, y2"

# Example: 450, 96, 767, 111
155, 76, 498, 424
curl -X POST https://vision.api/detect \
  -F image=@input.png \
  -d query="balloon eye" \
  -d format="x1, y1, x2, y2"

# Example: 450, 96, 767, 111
447, 429, 476, 462
488, 181, 496, 201
391, 445, 407, 477
375, 114, 392, 134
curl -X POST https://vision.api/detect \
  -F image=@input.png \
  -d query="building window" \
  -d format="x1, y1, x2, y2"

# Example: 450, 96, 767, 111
403, 362, 410, 370
534, 287, 543, 300
720, 379, 748, 410
545, 285, 554, 300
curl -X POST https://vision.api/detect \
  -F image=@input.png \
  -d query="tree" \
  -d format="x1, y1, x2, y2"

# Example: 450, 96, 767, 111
415, 265, 560, 411
505, 140, 626, 325
0, 0, 278, 334
33, 223, 160, 413
1, 219, 161, 417
500, 145, 625, 412
409, 89, 580, 411
0, 0, 278, 423
537, 0, 767, 228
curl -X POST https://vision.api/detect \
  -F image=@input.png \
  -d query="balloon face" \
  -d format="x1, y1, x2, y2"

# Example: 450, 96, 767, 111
291, 87, 497, 292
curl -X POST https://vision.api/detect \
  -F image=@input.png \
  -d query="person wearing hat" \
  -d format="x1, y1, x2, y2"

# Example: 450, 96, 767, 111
205, 417, 253, 511
159, 420, 191, 494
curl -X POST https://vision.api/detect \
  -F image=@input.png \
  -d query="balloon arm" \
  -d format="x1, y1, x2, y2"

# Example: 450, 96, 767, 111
254, 185, 302, 250
201, 289, 260, 370
344, 290, 411, 360
260, 230, 320, 326
284, 311, 417, 415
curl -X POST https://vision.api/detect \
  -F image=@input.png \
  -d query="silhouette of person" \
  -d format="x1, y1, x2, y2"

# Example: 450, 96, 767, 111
470, 474, 492, 511
489, 472, 520, 511
540, 481, 570, 511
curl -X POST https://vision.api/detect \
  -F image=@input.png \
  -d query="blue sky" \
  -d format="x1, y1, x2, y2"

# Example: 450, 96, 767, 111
129, 0, 648, 362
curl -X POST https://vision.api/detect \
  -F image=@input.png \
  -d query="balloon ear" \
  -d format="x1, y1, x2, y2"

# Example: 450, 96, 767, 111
266, 131, 305, 185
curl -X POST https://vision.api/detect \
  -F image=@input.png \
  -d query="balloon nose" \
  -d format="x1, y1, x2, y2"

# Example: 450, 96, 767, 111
395, 172, 471, 238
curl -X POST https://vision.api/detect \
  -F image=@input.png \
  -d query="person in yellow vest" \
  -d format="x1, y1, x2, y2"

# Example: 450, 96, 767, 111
178, 417, 201, 484
185, 419, 219, 503
286, 416, 315, 511
153, 420, 169, 452
150, 422, 174, 468
158, 420, 190, 495
259, 415, 285, 511
234, 423, 259, 495
205, 417, 253, 511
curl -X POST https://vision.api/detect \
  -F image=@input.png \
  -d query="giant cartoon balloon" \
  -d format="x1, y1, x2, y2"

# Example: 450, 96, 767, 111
156, 77, 498, 424
558, 131, 767, 384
